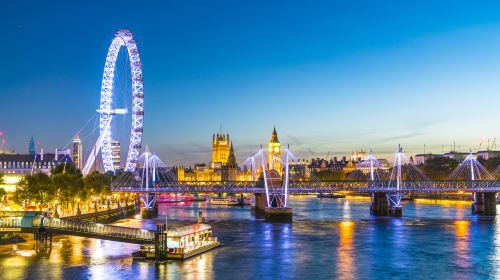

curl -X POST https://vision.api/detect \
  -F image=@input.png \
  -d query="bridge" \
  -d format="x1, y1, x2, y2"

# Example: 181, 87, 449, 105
111, 180, 500, 193
111, 147, 500, 220
0, 215, 155, 244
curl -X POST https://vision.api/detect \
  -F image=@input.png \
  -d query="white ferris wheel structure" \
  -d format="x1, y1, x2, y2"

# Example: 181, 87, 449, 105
82, 29, 144, 176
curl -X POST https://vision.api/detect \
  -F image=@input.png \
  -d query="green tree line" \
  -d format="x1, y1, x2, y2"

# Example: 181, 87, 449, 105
13, 163, 113, 213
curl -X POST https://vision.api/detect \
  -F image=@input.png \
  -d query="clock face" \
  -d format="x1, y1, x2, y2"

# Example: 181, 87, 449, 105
274, 147, 279, 153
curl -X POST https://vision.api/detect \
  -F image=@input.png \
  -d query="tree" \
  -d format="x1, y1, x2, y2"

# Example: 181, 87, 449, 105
483, 157, 500, 173
421, 157, 459, 180
14, 172, 51, 209
0, 173, 5, 203
50, 163, 84, 213
84, 171, 112, 210
313, 170, 346, 181
14, 177, 31, 207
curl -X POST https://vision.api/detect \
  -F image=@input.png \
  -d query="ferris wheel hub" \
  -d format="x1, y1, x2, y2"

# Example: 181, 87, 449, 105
96, 108, 128, 115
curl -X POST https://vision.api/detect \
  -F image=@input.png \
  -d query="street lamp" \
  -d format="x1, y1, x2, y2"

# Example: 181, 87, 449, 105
76, 198, 81, 215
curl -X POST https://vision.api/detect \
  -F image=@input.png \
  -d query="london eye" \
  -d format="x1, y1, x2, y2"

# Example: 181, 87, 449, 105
82, 29, 144, 175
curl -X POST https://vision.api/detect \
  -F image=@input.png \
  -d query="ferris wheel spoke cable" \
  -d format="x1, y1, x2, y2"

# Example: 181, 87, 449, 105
61, 113, 98, 150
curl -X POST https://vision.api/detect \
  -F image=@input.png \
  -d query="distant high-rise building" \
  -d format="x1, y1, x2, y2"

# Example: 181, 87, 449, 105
111, 140, 121, 172
72, 135, 83, 170
28, 136, 36, 155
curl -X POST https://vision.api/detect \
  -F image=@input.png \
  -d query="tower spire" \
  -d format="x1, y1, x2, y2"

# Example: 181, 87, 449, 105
270, 126, 279, 143
29, 136, 36, 155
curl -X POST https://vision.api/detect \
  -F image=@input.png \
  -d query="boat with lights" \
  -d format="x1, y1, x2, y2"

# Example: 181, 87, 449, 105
132, 223, 220, 260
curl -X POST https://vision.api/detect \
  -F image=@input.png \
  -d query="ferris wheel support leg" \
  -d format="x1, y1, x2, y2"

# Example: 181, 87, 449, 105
82, 116, 113, 176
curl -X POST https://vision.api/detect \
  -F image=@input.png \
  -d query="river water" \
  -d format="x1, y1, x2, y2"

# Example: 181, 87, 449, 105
0, 196, 499, 279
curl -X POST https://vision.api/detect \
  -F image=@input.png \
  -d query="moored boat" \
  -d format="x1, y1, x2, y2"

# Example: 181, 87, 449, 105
132, 223, 220, 261
317, 193, 346, 199
207, 196, 240, 206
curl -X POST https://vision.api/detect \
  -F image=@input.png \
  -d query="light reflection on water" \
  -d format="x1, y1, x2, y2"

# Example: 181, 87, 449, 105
0, 196, 498, 279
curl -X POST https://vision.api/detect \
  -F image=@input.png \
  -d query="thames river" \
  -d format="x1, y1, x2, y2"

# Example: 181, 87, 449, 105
0, 196, 499, 279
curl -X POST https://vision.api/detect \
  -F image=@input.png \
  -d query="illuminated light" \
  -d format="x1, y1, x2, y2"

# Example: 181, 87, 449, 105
339, 221, 354, 228
454, 220, 470, 226
16, 250, 36, 257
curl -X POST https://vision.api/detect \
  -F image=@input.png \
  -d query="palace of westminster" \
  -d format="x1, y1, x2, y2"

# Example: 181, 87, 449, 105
176, 128, 283, 182
174, 127, 385, 182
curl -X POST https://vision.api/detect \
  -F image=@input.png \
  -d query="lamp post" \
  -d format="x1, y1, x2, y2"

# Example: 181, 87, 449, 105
77, 198, 81, 216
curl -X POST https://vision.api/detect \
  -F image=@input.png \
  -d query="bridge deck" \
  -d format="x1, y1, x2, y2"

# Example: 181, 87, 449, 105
0, 216, 155, 244
112, 180, 500, 193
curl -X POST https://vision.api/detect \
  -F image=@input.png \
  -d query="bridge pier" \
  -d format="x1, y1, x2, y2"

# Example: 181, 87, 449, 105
472, 192, 497, 216
264, 207, 292, 222
34, 228, 52, 255
370, 192, 388, 216
141, 205, 158, 219
387, 193, 403, 217
252, 193, 293, 222
252, 193, 267, 216
140, 193, 158, 219
370, 192, 402, 217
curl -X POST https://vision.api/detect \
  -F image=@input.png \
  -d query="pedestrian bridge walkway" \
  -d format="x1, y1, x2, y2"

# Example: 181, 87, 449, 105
0, 214, 155, 244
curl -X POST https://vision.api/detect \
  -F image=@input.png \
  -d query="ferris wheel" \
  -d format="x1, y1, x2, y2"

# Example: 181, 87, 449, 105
82, 29, 144, 175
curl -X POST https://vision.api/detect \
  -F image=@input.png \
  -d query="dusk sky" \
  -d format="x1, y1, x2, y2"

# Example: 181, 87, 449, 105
2, 1, 500, 166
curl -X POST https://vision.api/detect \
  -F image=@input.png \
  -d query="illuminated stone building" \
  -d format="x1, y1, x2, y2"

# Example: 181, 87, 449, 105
178, 132, 243, 182
355, 158, 390, 174
0, 149, 73, 194
268, 127, 282, 175
212, 134, 230, 166
350, 149, 367, 162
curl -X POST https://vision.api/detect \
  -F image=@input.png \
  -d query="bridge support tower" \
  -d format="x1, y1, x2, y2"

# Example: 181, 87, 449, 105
472, 192, 496, 216
248, 146, 295, 222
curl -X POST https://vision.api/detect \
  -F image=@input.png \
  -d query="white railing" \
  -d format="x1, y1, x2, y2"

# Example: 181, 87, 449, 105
0, 217, 22, 228
33, 217, 155, 241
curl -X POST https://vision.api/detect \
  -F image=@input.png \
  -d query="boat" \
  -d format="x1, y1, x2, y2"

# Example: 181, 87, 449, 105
243, 196, 254, 205
401, 195, 414, 201
207, 197, 240, 206
132, 244, 156, 259
132, 223, 220, 261
158, 193, 206, 203
317, 193, 346, 199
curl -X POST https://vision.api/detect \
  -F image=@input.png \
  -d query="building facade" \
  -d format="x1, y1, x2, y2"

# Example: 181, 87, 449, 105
0, 150, 74, 193
72, 135, 83, 170
268, 127, 282, 175
111, 140, 121, 172
178, 132, 243, 182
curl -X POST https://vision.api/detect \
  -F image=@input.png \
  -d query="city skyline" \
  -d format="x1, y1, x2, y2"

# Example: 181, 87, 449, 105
2, 1, 500, 166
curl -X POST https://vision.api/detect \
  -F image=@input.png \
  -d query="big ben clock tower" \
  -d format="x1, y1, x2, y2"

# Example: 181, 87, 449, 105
268, 127, 282, 175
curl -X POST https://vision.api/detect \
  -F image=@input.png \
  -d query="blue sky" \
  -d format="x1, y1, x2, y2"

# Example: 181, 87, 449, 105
1, 1, 500, 166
